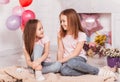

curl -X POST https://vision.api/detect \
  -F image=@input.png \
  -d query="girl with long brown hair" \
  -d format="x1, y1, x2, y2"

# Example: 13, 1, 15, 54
23, 19, 61, 81
57, 9, 117, 80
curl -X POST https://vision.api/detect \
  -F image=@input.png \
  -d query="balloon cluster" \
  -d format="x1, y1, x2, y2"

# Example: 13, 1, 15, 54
5, 0, 35, 31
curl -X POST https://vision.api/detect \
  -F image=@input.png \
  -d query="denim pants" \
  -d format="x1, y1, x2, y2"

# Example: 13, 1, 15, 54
31, 44, 62, 74
60, 56, 99, 76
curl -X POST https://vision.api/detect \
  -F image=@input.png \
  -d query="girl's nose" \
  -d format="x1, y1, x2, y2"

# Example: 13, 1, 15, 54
61, 22, 64, 26
41, 29, 44, 32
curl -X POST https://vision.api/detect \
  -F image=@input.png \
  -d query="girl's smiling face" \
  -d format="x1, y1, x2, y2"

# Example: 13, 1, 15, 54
60, 14, 68, 30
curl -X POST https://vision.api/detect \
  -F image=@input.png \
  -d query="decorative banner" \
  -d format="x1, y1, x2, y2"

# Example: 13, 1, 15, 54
12, 6, 25, 16
0, 0, 9, 4
6, 15, 21, 30
19, 0, 33, 7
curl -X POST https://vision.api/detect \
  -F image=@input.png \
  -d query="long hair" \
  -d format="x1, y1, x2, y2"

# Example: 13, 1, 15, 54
59, 9, 84, 39
23, 19, 39, 56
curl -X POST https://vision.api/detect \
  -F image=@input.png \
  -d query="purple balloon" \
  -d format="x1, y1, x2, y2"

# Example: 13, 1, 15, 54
6, 15, 21, 30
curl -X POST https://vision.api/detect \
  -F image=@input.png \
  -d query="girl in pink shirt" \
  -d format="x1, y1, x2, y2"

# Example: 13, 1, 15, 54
23, 19, 61, 81
57, 9, 117, 80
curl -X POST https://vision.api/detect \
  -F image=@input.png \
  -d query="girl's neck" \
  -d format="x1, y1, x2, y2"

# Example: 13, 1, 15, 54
66, 31, 72, 35
35, 37, 41, 42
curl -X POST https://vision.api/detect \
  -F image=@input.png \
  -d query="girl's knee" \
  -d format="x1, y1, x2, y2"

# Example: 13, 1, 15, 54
67, 58, 76, 66
60, 67, 68, 76
53, 62, 62, 72
55, 62, 62, 67
60, 67, 71, 76
33, 44, 44, 60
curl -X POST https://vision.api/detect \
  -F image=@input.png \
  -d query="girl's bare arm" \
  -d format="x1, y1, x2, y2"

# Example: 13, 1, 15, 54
57, 36, 64, 61
60, 41, 85, 63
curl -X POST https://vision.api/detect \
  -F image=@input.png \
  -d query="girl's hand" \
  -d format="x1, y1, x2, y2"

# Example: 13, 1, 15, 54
32, 62, 42, 70
35, 64, 42, 70
32, 61, 40, 69
33, 59, 41, 64
89, 42, 96, 47
58, 59, 63, 63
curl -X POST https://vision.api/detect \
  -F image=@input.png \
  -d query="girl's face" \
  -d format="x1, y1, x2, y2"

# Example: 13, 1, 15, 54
60, 14, 68, 30
36, 22, 44, 38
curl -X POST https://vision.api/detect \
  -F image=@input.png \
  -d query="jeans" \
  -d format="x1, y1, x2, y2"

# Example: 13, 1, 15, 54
31, 44, 62, 74
60, 56, 99, 76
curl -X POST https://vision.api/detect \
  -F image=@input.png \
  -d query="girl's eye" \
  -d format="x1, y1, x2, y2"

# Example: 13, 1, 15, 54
39, 27, 43, 31
60, 20, 65, 23
39, 28, 41, 31
60, 20, 62, 23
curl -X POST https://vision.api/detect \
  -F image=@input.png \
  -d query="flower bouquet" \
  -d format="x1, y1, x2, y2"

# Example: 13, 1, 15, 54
94, 32, 107, 46
103, 48, 120, 57
102, 48, 120, 68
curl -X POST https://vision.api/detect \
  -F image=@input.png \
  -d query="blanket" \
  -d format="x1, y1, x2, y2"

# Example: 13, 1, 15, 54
0, 66, 115, 82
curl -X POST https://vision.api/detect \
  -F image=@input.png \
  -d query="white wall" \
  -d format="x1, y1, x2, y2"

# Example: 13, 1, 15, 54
1, 0, 120, 53
111, 14, 120, 48
0, 0, 23, 52
0, 0, 61, 53
60, 0, 120, 13
99, 13, 111, 32
28, 0, 62, 46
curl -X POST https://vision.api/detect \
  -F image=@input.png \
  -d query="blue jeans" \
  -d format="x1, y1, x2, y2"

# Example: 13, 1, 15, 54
60, 56, 99, 76
31, 44, 62, 74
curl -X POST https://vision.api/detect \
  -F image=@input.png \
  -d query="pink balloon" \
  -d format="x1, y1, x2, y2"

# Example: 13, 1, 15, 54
0, 0, 9, 4
22, 10, 35, 25
20, 24, 24, 31
12, 6, 25, 16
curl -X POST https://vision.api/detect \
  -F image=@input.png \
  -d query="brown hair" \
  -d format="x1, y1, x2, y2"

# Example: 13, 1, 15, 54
23, 19, 39, 56
59, 9, 84, 39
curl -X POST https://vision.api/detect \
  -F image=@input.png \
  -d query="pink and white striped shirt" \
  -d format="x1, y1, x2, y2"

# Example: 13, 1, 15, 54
62, 32, 87, 60
35, 35, 49, 47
